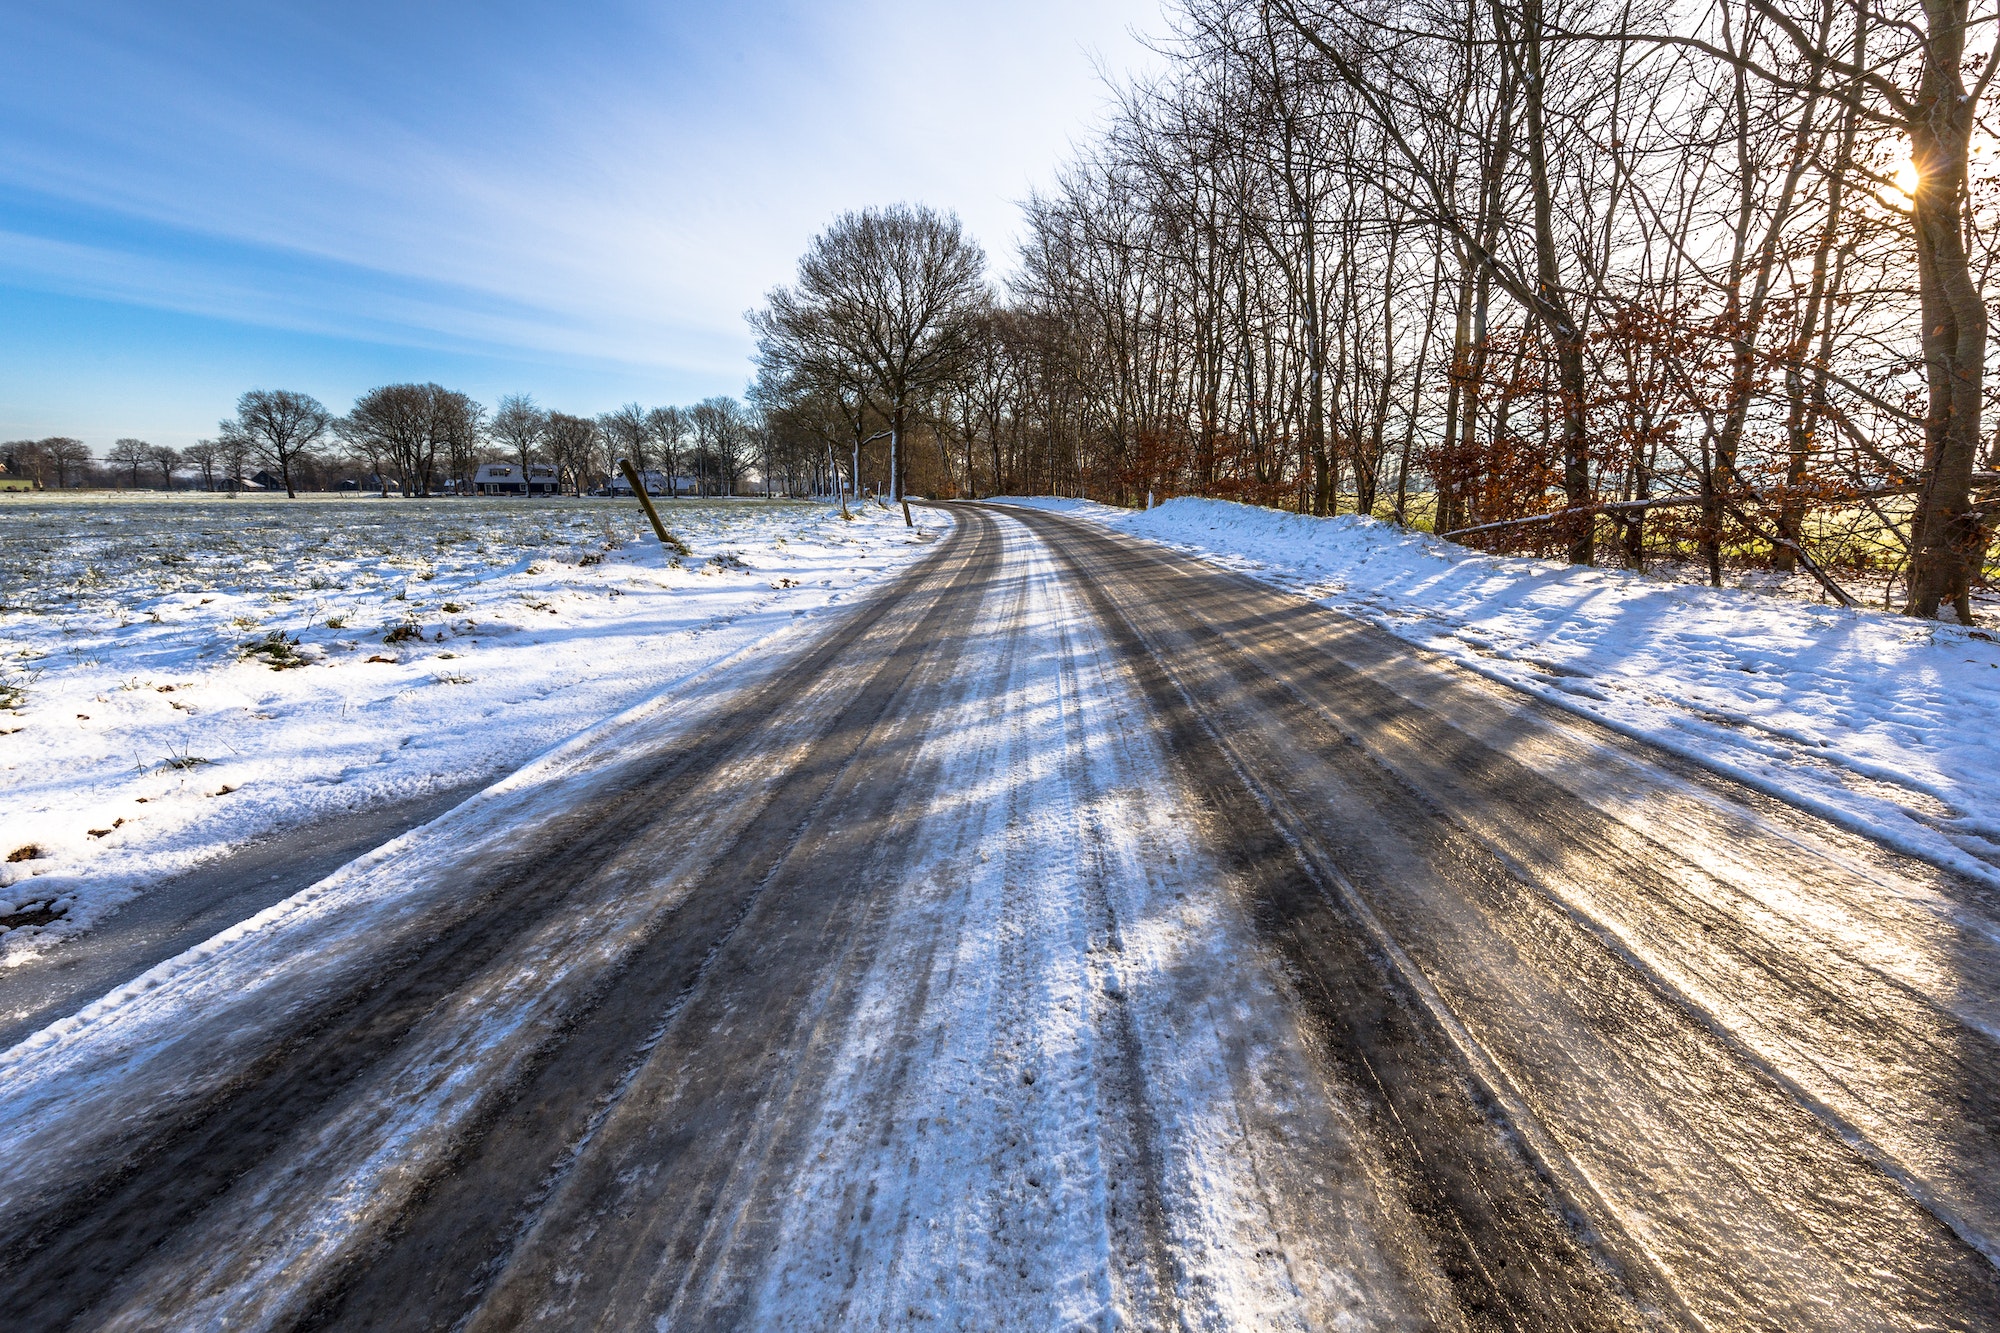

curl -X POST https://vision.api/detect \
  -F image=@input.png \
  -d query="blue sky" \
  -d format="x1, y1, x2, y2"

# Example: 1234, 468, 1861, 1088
0, 1, 1165, 449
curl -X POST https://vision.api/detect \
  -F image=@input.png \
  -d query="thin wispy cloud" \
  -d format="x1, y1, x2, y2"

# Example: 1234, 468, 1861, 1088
0, 0, 1164, 444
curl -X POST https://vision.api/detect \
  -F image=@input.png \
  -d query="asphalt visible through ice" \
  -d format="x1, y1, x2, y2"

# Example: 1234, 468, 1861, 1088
2, 503, 1998, 1329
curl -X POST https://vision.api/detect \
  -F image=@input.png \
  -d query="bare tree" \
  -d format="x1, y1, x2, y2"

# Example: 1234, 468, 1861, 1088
221, 390, 331, 498
491, 394, 548, 492
148, 443, 181, 490
340, 384, 479, 497
182, 440, 221, 492
599, 403, 653, 483
689, 396, 754, 496
336, 425, 393, 496
440, 393, 487, 495
45, 438, 90, 489
752, 203, 989, 522
687, 398, 723, 496
107, 438, 150, 489
646, 406, 690, 496
544, 412, 601, 495
220, 435, 252, 492
752, 364, 863, 513
3, 440, 49, 486
341, 386, 428, 497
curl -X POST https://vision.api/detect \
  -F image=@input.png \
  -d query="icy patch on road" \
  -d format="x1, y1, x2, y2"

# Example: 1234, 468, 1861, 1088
0, 495, 941, 958
747, 514, 1430, 1329
990, 496, 2000, 888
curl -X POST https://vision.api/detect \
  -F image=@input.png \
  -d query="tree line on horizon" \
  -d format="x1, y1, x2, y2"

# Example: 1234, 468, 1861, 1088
0, 386, 841, 501
751, 0, 1999, 622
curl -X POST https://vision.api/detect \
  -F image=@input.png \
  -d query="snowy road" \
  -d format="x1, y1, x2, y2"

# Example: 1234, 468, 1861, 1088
2, 503, 1998, 1329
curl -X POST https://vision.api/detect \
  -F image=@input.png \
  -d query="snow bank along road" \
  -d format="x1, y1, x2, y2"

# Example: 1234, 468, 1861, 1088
2, 503, 1997, 1330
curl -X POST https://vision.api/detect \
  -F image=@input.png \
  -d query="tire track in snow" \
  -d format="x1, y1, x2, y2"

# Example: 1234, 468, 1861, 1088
1011, 505, 1654, 1333
721, 513, 1166, 1328
0, 512, 983, 1331
712, 510, 1453, 1330
1011, 502, 2000, 1331
449, 512, 1009, 1329
306, 510, 1004, 1332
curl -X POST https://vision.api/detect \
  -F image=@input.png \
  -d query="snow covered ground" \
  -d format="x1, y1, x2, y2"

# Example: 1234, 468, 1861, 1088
0, 493, 942, 959
3, 500, 1993, 1327
0, 502, 1447, 1330
994, 496, 2000, 889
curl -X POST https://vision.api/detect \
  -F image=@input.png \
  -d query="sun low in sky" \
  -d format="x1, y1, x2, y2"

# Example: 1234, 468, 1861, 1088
0, 0, 1165, 448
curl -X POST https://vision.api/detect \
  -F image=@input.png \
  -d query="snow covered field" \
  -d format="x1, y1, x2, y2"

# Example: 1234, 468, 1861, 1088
0, 493, 942, 959
995, 496, 2000, 889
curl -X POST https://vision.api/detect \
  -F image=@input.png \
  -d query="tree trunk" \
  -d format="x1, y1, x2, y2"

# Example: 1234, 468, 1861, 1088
1520, 0, 1592, 563
1779, 108, 1852, 571
891, 399, 912, 525
1904, 0, 1989, 621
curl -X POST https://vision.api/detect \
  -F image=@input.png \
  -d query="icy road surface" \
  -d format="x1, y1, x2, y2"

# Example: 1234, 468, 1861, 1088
0, 503, 1996, 1330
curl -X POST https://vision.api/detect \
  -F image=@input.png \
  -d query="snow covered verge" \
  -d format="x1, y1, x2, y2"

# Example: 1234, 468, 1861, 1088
991, 495, 2000, 887
0, 494, 944, 960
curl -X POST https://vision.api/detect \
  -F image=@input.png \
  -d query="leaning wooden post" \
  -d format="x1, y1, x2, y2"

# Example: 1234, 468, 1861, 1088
620, 458, 689, 555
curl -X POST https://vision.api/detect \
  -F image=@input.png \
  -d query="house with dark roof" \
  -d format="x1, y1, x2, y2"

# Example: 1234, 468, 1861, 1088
474, 462, 561, 496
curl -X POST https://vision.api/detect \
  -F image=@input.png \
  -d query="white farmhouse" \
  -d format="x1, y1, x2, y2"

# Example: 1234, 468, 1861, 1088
473, 462, 561, 496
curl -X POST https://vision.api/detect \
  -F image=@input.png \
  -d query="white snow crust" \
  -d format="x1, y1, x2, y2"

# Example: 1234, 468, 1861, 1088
0, 494, 939, 959
992, 495, 2000, 888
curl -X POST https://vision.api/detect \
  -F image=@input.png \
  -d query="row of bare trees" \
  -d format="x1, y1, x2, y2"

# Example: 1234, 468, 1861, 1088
752, 0, 1999, 620
4, 387, 803, 499
317, 386, 795, 497
580, 396, 773, 498
4, 438, 109, 489
3, 436, 232, 491
6, 421, 386, 496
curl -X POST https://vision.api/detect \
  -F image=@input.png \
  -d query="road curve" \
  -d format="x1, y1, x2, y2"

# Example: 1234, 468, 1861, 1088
0, 502, 1995, 1330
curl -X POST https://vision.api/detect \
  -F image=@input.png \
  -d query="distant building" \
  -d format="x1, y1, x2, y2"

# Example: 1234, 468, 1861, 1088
473, 462, 561, 496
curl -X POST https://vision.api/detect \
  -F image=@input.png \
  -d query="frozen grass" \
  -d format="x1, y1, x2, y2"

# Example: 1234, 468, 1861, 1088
0, 492, 943, 958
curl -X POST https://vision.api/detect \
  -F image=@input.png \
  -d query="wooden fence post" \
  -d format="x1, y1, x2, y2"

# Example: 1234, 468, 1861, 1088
619, 459, 690, 556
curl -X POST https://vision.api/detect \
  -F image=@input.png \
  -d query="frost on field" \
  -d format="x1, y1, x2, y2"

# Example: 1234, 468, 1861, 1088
0, 494, 941, 957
